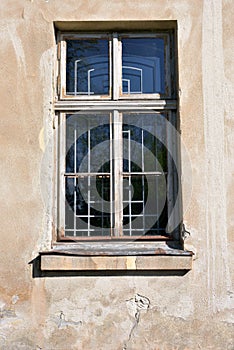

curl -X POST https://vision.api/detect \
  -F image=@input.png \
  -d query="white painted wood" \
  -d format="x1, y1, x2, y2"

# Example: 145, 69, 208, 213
58, 113, 66, 237
113, 110, 123, 236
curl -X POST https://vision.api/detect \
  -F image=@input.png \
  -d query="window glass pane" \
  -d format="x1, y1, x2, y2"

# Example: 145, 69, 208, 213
122, 113, 168, 236
66, 114, 111, 173
65, 176, 112, 237
65, 113, 112, 237
122, 38, 165, 94
122, 175, 167, 236
123, 113, 167, 173
66, 39, 109, 96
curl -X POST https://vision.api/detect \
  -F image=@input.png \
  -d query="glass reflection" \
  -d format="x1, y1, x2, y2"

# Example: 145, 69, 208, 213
122, 113, 168, 235
66, 39, 109, 95
65, 114, 111, 237
123, 114, 167, 173
122, 38, 165, 94
66, 114, 110, 173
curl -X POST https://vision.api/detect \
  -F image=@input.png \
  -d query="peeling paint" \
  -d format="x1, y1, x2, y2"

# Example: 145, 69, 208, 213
11, 295, 19, 305
57, 311, 82, 329
125, 294, 150, 348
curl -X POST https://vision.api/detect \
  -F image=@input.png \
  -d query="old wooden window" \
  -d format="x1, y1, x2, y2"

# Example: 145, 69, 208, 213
55, 32, 179, 242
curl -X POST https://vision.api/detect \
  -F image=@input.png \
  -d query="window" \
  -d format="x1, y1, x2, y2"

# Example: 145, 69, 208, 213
55, 31, 179, 242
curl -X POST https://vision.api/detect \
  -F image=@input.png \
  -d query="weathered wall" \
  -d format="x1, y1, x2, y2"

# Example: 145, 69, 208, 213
0, 0, 233, 349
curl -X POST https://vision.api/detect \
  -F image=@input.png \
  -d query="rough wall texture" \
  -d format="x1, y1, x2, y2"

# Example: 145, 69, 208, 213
0, 0, 233, 349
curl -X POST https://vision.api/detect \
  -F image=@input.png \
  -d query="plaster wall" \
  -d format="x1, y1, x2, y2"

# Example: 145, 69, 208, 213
0, 0, 233, 349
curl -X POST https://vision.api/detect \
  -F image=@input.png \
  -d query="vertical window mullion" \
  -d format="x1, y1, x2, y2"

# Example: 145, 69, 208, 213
58, 113, 66, 238
110, 112, 114, 236
73, 123, 77, 237
60, 38, 66, 99
87, 121, 91, 236
109, 37, 112, 98
128, 130, 132, 235
141, 122, 145, 234
167, 110, 180, 239
166, 111, 176, 235
113, 110, 123, 237
165, 33, 171, 98
113, 33, 121, 100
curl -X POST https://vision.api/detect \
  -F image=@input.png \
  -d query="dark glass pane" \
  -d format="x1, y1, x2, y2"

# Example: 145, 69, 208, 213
90, 216, 111, 229
94, 175, 111, 202
123, 114, 167, 173
122, 113, 168, 235
66, 114, 110, 173
64, 113, 112, 237
75, 177, 88, 216
65, 177, 75, 210
66, 39, 109, 95
90, 125, 110, 173
145, 203, 168, 235
122, 175, 167, 236
65, 175, 111, 237
89, 230, 110, 237
122, 38, 165, 94
132, 217, 143, 230
65, 202, 74, 230
131, 203, 144, 215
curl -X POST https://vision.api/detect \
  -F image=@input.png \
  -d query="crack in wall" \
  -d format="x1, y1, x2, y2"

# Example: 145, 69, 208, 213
58, 311, 82, 329
123, 294, 150, 349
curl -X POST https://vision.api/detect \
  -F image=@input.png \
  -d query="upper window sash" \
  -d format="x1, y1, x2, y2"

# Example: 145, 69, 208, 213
58, 32, 173, 101
118, 33, 172, 100
59, 33, 112, 100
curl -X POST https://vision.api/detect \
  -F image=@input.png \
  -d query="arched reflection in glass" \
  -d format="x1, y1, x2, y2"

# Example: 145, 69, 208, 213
122, 38, 165, 94
66, 39, 109, 96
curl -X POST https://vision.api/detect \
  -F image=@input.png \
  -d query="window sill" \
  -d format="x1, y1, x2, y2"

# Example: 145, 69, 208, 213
40, 242, 193, 271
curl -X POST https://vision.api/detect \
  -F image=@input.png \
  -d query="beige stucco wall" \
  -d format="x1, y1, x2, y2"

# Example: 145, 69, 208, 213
0, 0, 233, 349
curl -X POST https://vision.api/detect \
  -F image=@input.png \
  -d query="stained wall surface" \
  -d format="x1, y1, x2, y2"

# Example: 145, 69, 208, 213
0, 0, 233, 349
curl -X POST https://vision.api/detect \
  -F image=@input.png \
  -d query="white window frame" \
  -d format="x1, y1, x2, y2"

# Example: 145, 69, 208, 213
57, 32, 173, 101
58, 33, 112, 100
54, 31, 180, 243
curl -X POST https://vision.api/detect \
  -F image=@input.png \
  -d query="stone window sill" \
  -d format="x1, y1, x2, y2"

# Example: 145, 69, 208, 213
40, 242, 193, 271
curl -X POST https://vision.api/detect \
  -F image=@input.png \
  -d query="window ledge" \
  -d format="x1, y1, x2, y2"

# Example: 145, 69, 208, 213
40, 242, 193, 271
